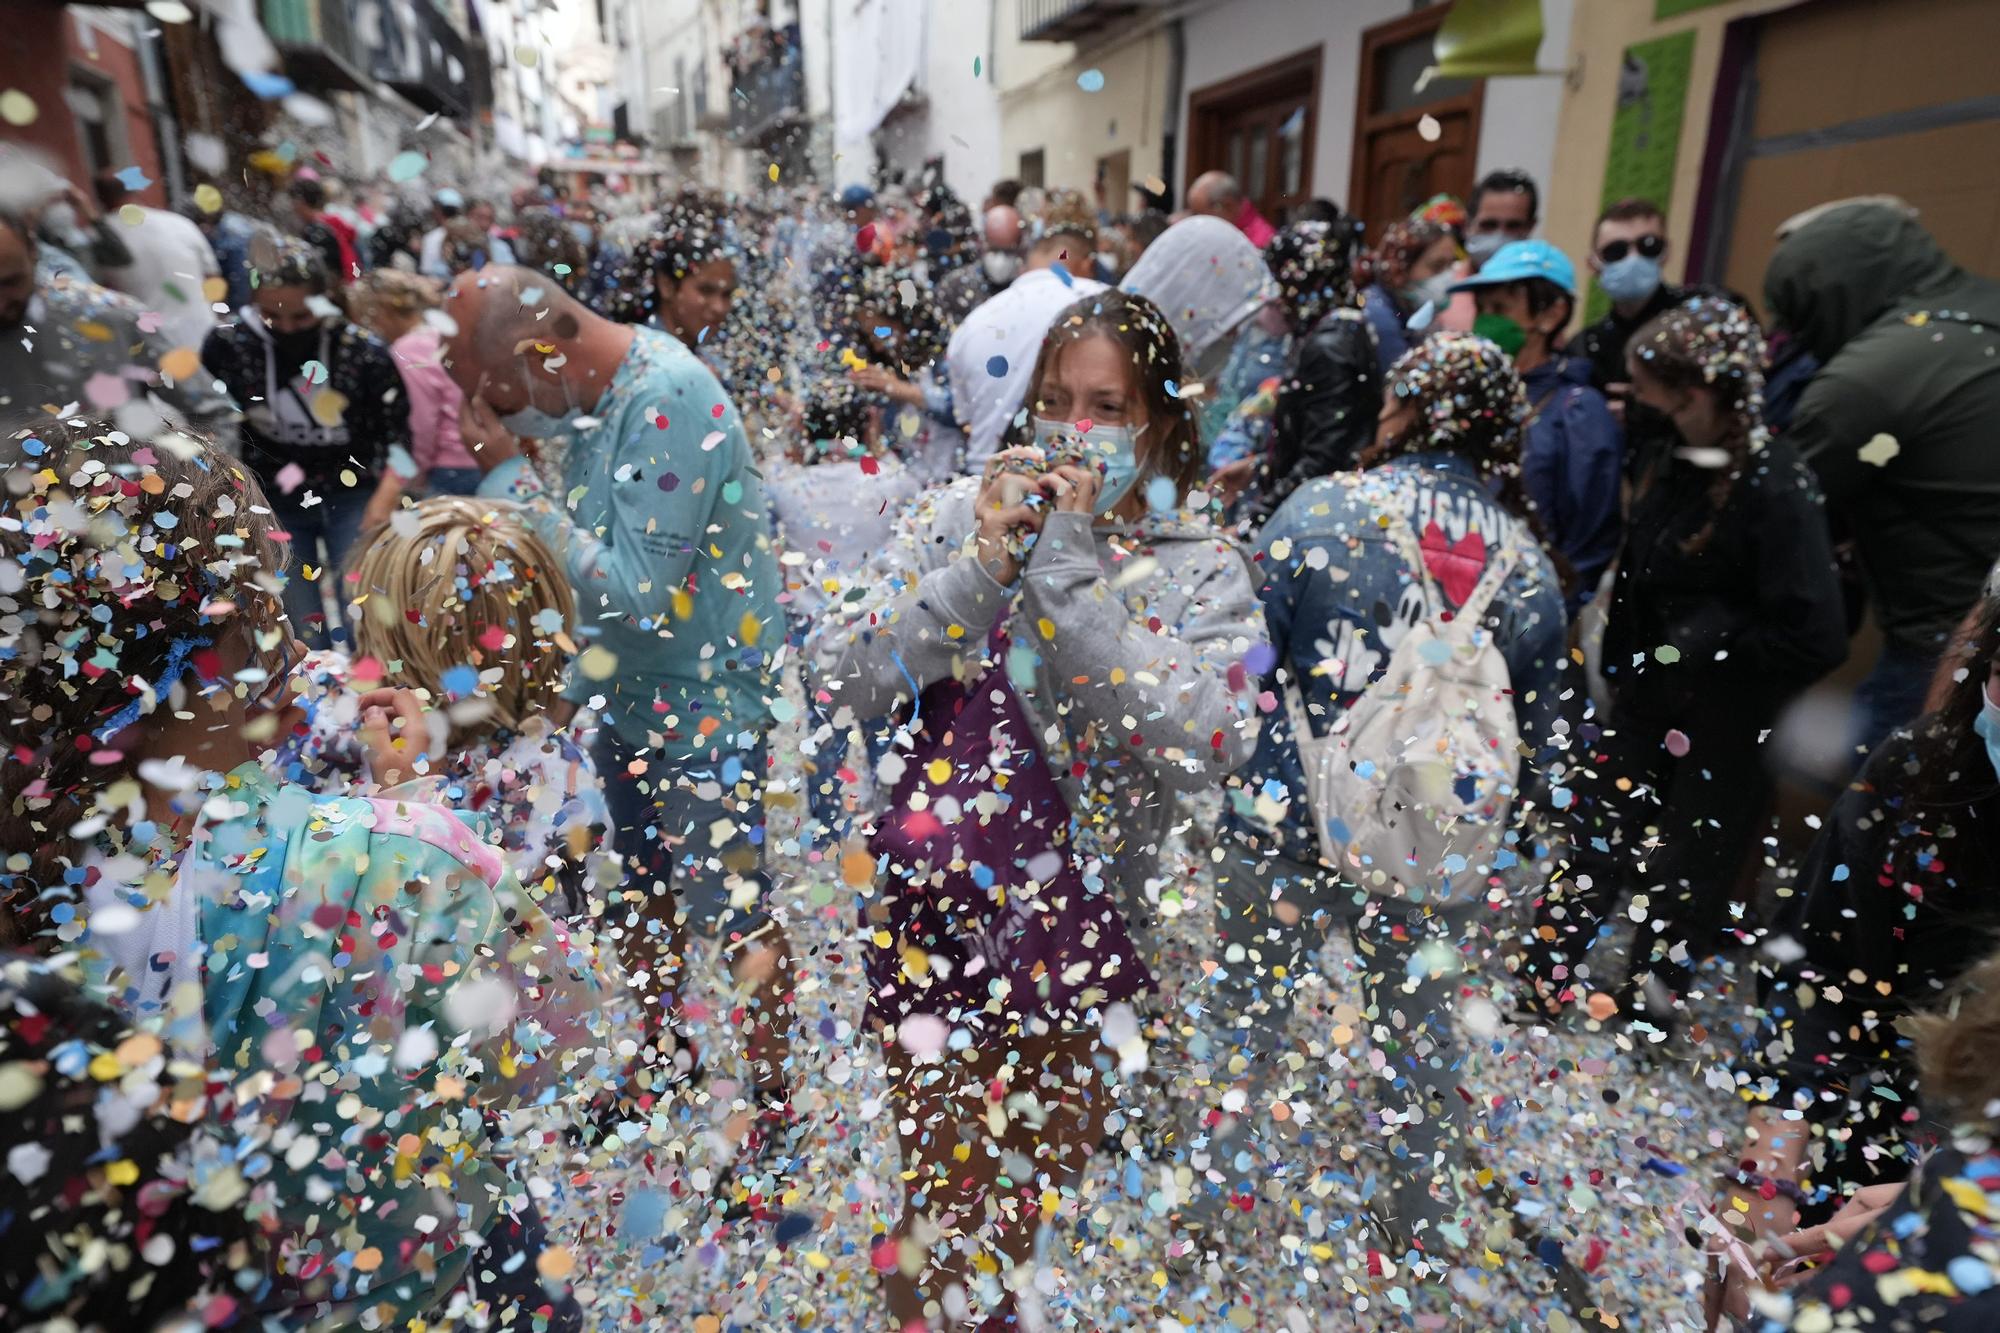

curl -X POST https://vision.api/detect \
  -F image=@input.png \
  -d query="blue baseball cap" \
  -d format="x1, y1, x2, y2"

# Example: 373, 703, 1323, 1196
1449, 239, 1576, 297
838, 183, 876, 210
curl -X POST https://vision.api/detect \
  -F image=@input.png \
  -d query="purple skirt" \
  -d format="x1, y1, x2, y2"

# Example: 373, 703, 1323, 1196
863, 663, 1152, 1034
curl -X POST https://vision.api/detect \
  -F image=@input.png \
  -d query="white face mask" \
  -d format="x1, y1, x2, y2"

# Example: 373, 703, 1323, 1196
982, 250, 1023, 285
1407, 272, 1456, 313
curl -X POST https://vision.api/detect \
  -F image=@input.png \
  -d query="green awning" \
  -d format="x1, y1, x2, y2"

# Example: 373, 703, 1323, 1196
1434, 0, 1545, 79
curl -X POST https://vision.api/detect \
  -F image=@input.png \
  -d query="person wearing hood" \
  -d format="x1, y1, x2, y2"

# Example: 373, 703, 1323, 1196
200, 242, 408, 646
1764, 200, 2000, 750
1451, 240, 1623, 606
1118, 213, 1279, 441
1358, 217, 1461, 376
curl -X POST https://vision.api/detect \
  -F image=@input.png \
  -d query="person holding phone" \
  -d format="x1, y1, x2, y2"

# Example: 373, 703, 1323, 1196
808, 290, 1260, 1330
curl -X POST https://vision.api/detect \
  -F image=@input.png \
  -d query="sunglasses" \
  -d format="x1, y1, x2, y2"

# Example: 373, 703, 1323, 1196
1597, 234, 1666, 264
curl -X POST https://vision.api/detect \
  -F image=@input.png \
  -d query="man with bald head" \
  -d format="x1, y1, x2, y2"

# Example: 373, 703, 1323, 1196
1187, 170, 1275, 248
442, 266, 801, 1195
934, 202, 1026, 326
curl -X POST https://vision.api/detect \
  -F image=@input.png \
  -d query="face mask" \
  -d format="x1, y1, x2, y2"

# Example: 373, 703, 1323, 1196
1401, 272, 1455, 316
1465, 231, 1506, 266
1473, 312, 1527, 359
982, 250, 1022, 285
1033, 417, 1142, 516
1599, 253, 1662, 305
271, 326, 323, 367
501, 401, 579, 439
1977, 681, 2000, 784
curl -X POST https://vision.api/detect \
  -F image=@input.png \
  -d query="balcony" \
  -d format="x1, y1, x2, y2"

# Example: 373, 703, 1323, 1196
1018, 0, 1158, 43
262, 0, 370, 93
363, 0, 473, 120
725, 23, 804, 145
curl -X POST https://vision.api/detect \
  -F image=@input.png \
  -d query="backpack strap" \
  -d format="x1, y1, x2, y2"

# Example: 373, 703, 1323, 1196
1363, 475, 1445, 610
1450, 536, 1523, 640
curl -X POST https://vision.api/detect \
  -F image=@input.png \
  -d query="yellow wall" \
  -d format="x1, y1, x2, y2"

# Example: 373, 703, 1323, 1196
1543, 0, 1798, 282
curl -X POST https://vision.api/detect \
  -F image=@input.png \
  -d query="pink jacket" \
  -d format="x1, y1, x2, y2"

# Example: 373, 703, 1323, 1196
391, 325, 476, 472
1234, 197, 1277, 249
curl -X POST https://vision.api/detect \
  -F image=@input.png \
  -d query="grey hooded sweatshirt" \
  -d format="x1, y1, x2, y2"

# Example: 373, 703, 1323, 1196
805, 474, 1263, 929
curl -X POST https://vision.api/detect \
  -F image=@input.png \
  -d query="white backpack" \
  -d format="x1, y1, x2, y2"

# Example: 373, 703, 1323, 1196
1283, 482, 1523, 905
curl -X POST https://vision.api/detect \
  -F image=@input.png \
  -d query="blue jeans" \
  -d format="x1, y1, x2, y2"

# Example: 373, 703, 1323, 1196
593, 726, 770, 940
271, 487, 370, 649
1188, 833, 1477, 1233
425, 466, 483, 496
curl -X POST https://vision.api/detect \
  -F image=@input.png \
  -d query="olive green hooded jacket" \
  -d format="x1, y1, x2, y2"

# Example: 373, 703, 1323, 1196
1766, 203, 2000, 653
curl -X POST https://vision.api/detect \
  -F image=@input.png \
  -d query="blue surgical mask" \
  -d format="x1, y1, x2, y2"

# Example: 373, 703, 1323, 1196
1977, 682, 2000, 783
1033, 416, 1143, 516
1599, 253, 1663, 304
1465, 231, 1506, 267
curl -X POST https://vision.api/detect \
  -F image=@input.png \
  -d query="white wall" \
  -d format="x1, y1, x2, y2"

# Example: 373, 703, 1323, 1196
871, 0, 1004, 202
1177, 0, 1571, 216
1473, 0, 1573, 208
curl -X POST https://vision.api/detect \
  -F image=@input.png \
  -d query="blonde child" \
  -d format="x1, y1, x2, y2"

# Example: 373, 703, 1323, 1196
279, 496, 615, 920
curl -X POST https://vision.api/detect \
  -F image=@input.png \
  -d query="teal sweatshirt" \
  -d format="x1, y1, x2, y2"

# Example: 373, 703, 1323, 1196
479, 325, 781, 758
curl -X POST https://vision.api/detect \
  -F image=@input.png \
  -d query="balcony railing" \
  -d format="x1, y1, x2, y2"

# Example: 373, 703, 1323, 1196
1018, 0, 1153, 43
726, 29, 804, 144
262, 0, 369, 91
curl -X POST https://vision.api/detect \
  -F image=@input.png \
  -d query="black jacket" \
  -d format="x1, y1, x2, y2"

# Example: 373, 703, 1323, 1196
201, 307, 408, 493
1766, 204, 2000, 655
1247, 305, 1378, 526
1574, 281, 1697, 393
1748, 734, 2000, 1182
1600, 427, 1846, 722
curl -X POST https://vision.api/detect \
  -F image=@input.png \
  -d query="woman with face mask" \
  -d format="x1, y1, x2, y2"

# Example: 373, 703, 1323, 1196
1357, 218, 1461, 377
806, 290, 1261, 1331
200, 241, 410, 647
1518, 296, 1846, 1024
1702, 564, 2000, 1321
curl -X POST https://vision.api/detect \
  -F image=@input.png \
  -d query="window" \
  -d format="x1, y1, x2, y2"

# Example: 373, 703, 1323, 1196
1019, 148, 1045, 187
63, 72, 121, 178
1187, 46, 1322, 222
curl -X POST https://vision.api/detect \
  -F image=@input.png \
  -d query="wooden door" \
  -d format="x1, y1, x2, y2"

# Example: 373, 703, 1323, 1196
1709, 0, 2000, 315
1349, 5, 1485, 242
1188, 46, 1322, 223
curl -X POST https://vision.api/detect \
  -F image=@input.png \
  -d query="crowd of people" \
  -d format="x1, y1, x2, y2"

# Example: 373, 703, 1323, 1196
2, 146, 2000, 1333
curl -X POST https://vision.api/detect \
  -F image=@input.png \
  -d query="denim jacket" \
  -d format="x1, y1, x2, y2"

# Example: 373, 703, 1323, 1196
1226, 453, 1570, 863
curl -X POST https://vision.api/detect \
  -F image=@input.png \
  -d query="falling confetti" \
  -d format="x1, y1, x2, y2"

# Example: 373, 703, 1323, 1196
1077, 68, 1105, 92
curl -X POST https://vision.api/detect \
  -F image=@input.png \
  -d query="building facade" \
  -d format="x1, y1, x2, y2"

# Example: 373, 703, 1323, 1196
1541, 0, 2000, 322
